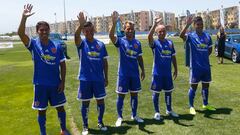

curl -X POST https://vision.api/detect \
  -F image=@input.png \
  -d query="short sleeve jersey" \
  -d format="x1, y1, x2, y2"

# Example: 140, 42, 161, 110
27, 38, 66, 86
77, 38, 108, 81
151, 39, 176, 77
186, 32, 212, 70
115, 37, 142, 77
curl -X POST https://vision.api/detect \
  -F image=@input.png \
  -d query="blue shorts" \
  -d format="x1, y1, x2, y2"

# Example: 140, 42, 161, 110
150, 75, 174, 93
189, 68, 211, 84
33, 85, 66, 110
116, 76, 141, 94
77, 80, 106, 101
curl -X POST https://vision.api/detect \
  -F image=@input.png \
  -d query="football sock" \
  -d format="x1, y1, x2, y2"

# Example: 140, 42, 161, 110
152, 92, 160, 113
97, 103, 105, 124
38, 114, 46, 135
188, 88, 196, 107
116, 95, 124, 118
165, 92, 172, 112
81, 103, 89, 127
131, 95, 138, 117
202, 88, 209, 106
57, 111, 66, 131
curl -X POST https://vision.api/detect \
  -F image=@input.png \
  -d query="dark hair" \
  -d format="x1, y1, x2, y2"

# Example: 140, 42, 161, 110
36, 21, 50, 32
193, 16, 203, 24
84, 21, 93, 27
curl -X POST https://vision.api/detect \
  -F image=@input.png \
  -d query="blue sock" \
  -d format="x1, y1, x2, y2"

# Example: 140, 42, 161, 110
116, 96, 124, 118
97, 103, 105, 124
81, 103, 89, 127
202, 88, 209, 106
57, 111, 66, 131
165, 92, 172, 112
188, 88, 196, 107
38, 115, 46, 135
131, 95, 138, 117
152, 92, 160, 113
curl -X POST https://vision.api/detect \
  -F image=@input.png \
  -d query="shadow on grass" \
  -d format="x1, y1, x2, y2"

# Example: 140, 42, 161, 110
163, 114, 195, 127
88, 125, 131, 134
196, 107, 233, 120
125, 118, 165, 134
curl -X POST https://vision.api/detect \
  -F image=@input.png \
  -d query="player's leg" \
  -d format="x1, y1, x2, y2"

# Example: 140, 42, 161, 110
163, 76, 178, 117
150, 75, 162, 120
93, 81, 107, 131
38, 110, 47, 135
188, 69, 200, 115
115, 75, 128, 127
130, 76, 143, 123
201, 83, 216, 111
49, 85, 67, 134
77, 81, 93, 134
201, 69, 215, 111
33, 85, 48, 135
56, 106, 70, 135
189, 83, 198, 115
96, 99, 107, 131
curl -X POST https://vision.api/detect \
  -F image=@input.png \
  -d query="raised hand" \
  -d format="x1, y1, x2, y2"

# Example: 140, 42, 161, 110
154, 16, 162, 26
111, 11, 119, 24
186, 15, 193, 26
22, 4, 35, 18
77, 12, 87, 28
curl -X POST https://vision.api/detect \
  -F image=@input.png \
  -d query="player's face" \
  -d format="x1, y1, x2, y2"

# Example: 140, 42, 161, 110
83, 26, 94, 41
194, 21, 203, 33
156, 26, 166, 40
124, 23, 135, 40
37, 25, 50, 41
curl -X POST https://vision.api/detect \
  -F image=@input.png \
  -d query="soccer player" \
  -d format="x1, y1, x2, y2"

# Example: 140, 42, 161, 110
109, 11, 145, 127
180, 16, 216, 115
148, 17, 179, 120
74, 12, 109, 135
17, 4, 69, 135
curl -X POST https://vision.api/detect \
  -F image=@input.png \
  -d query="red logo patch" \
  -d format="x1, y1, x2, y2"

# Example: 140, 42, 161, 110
51, 48, 57, 53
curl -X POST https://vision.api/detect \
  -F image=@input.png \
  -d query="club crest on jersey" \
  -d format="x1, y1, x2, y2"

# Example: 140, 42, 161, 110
134, 44, 138, 49
204, 37, 209, 43
96, 44, 101, 50
51, 48, 57, 53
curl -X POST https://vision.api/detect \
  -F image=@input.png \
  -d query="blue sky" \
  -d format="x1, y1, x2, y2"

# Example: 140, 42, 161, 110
0, 0, 238, 34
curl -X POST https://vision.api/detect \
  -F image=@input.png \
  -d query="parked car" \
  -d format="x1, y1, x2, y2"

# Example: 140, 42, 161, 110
215, 34, 240, 63
49, 33, 70, 59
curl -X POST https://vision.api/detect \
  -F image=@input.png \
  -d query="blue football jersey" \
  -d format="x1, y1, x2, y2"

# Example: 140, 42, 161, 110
115, 37, 142, 77
151, 39, 176, 76
186, 32, 212, 70
27, 38, 66, 86
77, 38, 108, 81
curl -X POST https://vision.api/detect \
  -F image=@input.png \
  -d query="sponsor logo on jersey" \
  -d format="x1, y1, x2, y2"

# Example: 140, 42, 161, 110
162, 50, 171, 55
42, 55, 56, 61
88, 51, 100, 57
197, 43, 207, 49
126, 49, 137, 56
